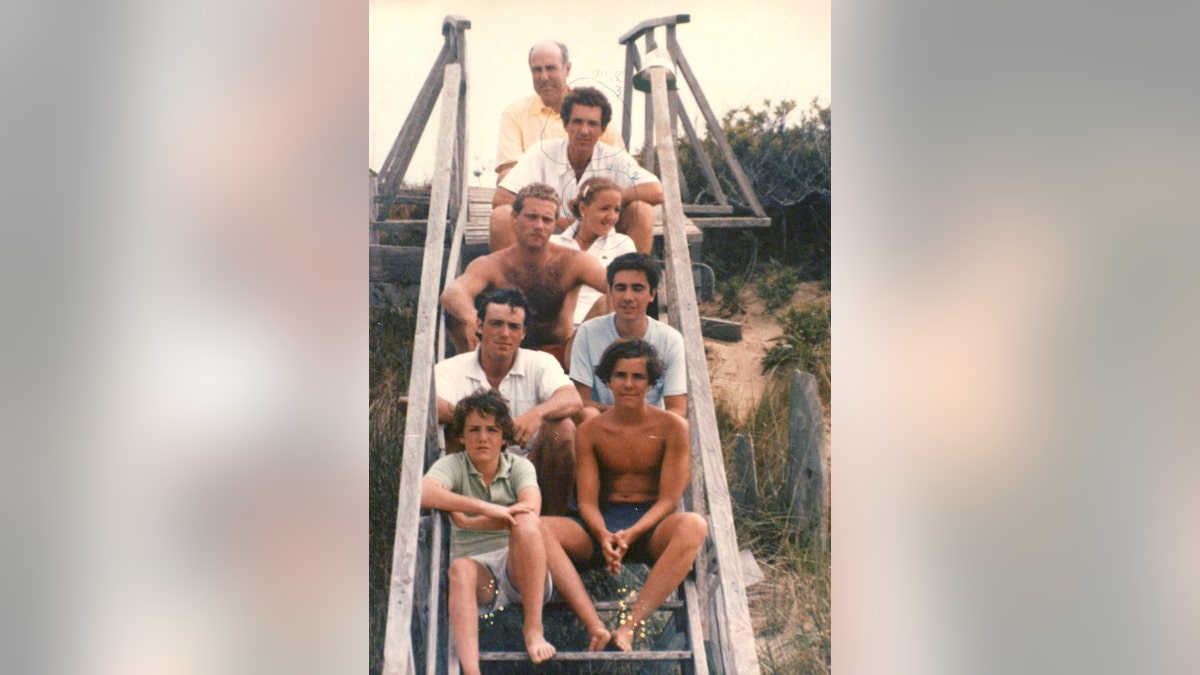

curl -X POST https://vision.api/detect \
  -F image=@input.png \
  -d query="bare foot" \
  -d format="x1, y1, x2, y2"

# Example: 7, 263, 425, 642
524, 630, 557, 664
610, 624, 635, 652
586, 625, 612, 651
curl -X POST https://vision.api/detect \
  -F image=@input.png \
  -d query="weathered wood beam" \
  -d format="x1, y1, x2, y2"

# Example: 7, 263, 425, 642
379, 43, 450, 196
682, 205, 734, 215
787, 370, 830, 551
690, 217, 772, 229
370, 173, 380, 245
382, 63, 461, 675
666, 35, 767, 218
621, 42, 639, 151
618, 14, 691, 45
650, 65, 761, 675
734, 434, 758, 511
672, 72, 729, 206
667, 88, 689, 201
701, 316, 742, 342
369, 245, 448, 285
642, 30, 657, 176
481, 651, 693, 662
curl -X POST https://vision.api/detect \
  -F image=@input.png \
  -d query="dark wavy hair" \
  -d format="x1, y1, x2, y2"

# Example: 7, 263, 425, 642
605, 252, 661, 291
474, 287, 531, 325
595, 338, 664, 387
449, 388, 516, 447
560, 86, 612, 131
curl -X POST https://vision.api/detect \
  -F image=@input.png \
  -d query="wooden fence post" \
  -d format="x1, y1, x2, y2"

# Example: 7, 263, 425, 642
787, 370, 830, 551
733, 434, 758, 512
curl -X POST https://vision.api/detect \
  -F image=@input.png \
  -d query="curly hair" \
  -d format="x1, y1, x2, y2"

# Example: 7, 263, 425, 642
606, 252, 661, 291
594, 338, 664, 387
568, 176, 622, 219
449, 388, 516, 448
560, 86, 612, 131
512, 182, 561, 216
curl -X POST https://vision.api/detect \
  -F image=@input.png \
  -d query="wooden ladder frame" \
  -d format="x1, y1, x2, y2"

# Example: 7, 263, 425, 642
619, 15, 771, 230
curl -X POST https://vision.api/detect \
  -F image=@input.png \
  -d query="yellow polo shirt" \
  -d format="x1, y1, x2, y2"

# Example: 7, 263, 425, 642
495, 93, 624, 172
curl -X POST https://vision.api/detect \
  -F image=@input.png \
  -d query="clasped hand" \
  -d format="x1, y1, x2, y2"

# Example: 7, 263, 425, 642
600, 529, 632, 574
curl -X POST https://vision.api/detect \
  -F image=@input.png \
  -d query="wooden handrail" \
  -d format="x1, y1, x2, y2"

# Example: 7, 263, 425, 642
441, 14, 470, 33
381, 63, 462, 675
618, 13, 690, 44
649, 64, 762, 674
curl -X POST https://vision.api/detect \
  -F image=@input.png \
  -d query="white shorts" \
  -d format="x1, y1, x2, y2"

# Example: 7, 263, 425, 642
468, 546, 553, 616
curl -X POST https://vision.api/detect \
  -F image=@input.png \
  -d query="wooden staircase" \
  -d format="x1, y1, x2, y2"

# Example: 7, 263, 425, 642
379, 15, 762, 675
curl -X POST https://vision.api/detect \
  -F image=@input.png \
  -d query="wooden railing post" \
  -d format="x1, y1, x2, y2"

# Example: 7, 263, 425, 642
381, 63, 462, 675
646, 60, 761, 674
787, 370, 830, 551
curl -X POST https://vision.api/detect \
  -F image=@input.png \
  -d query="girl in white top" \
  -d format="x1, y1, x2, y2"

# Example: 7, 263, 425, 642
554, 177, 637, 325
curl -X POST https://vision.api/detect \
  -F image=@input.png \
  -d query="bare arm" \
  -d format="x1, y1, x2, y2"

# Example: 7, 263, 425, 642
439, 257, 496, 352
663, 394, 687, 419
623, 181, 663, 206
571, 249, 610, 294
495, 163, 516, 184
511, 384, 582, 445
574, 421, 606, 540
449, 484, 542, 530
436, 396, 456, 424
421, 476, 532, 526
574, 383, 610, 414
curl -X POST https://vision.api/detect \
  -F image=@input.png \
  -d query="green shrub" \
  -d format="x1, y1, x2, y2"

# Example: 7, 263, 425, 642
756, 260, 801, 312
761, 302, 830, 406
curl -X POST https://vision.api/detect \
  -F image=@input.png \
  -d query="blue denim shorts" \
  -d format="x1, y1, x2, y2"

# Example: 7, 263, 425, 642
572, 501, 659, 565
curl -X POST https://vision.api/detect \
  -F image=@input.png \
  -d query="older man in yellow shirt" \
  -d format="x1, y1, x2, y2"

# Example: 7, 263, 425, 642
494, 41, 623, 184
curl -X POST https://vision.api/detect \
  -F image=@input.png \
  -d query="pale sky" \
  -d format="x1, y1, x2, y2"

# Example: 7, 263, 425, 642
370, 0, 830, 185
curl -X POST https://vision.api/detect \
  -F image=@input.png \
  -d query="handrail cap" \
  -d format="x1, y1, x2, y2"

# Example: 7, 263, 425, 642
618, 14, 689, 45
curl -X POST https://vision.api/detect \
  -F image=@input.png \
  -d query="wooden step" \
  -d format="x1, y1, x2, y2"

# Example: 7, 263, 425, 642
479, 649, 693, 662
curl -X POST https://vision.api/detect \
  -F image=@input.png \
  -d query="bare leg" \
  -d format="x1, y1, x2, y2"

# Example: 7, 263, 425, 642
611, 512, 707, 651
506, 512, 556, 663
616, 200, 655, 254
448, 558, 496, 675
529, 418, 576, 516
541, 516, 611, 650
488, 204, 515, 251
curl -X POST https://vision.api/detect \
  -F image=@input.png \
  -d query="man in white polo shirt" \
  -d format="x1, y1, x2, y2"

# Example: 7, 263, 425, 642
436, 287, 582, 516
489, 86, 663, 254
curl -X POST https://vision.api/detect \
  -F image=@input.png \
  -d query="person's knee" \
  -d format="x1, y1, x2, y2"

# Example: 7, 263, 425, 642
448, 558, 477, 587
677, 512, 708, 549
618, 200, 654, 226
511, 511, 542, 539
542, 417, 575, 446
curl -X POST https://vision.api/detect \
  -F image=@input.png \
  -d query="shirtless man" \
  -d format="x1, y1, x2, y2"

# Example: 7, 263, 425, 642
441, 182, 609, 368
539, 339, 709, 652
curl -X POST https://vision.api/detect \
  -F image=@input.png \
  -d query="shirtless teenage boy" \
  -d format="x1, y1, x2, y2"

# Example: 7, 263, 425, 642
441, 182, 609, 367
540, 339, 708, 652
